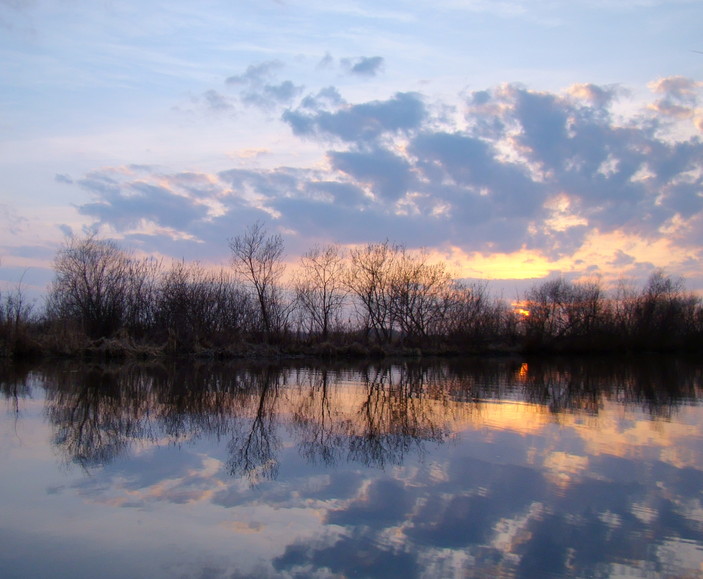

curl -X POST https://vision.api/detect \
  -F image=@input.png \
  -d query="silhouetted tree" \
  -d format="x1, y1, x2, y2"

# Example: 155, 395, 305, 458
293, 243, 348, 341
522, 277, 605, 351
347, 241, 401, 344
48, 235, 134, 338
229, 221, 287, 341
389, 249, 453, 344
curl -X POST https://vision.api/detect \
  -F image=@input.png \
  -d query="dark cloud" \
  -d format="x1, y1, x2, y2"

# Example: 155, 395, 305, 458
341, 56, 384, 77
73, 168, 255, 256
79, 178, 209, 231
283, 91, 426, 142
273, 534, 419, 579
326, 478, 411, 527
304, 179, 369, 207
58, 224, 73, 237
218, 167, 305, 202
241, 80, 303, 109
329, 148, 412, 201
299, 86, 344, 111
459, 82, 703, 247
410, 131, 544, 216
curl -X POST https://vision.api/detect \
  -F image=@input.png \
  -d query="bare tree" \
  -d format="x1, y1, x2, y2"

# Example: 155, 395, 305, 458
156, 260, 254, 349
631, 270, 700, 349
0, 270, 35, 356
228, 221, 286, 340
293, 243, 347, 341
390, 249, 453, 344
48, 234, 133, 338
442, 280, 509, 345
522, 277, 605, 349
346, 241, 400, 344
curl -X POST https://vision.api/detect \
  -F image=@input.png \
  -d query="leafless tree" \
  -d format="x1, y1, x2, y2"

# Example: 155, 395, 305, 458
442, 281, 509, 345
48, 234, 133, 338
156, 260, 254, 348
293, 243, 347, 341
229, 221, 287, 340
522, 277, 605, 349
346, 240, 401, 344
389, 249, 454, 344
631, 270, 701, 349
0, 270, 35, 355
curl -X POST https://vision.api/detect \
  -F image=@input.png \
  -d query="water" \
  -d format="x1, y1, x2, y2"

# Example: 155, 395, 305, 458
1, 357, 702, 578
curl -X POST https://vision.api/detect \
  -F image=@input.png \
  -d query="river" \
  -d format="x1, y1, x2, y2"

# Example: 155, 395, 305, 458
1, 356, 702, 578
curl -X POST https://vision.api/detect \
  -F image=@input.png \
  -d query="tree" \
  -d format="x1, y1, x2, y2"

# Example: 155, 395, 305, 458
522, 277, 605, 350
631, 270, 700, 350
293, 243, 347, 341
346, 241, 400, 344
389, 249, 453, 344
442, 280, 509, 345
228, 221, 286, 340
0, 270, 35, 356
155, 260, 253, 348
48, 234, 133, 338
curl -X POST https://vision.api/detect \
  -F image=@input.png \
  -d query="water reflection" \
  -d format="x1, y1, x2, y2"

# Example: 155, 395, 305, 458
1, 356, 702, 578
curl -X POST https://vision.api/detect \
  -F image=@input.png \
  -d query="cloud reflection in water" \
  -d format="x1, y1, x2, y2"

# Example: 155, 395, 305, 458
1, 357, 702, 578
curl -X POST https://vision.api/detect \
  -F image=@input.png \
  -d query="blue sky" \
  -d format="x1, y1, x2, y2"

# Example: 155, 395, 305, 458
1, 0, 702, 298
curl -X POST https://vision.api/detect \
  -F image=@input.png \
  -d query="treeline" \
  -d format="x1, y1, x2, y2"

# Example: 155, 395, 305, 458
2, 222, 703, 358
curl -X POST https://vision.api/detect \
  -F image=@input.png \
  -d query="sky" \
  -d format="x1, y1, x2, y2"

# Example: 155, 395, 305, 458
1, 0, 702, 301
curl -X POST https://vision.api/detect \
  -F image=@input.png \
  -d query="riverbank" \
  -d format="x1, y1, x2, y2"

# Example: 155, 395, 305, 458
5, 330, 702, 363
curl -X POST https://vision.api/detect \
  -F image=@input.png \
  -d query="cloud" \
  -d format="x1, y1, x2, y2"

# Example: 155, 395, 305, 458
201, 89, 234, 112
226, 61, 284, 87
242, 80, 303, 108
283, 91, 426, 142
326, 478, 411, 526
225, 60, 303, 110
54, 173, 73, 184
299, 86, 344, 111
329, 148, 412, 201
317, 51, 334, 70
341, 56, 385, 77
649, 76, 702, 122
70, 77, 703, 284
274, 533, 419, 579
78, 176, 209, 232
70, 446, 224, 508
0, 202, 28, 235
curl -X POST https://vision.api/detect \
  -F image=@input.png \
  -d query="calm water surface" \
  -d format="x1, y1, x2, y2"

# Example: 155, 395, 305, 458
1, 357, 702, 578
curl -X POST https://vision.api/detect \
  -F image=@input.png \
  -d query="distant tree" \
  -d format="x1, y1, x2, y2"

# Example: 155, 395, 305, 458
228, 221, 287, 340
122, 256, 162, 338
631, 270, 700, 349
443, 281, 509, 346
293, 243, 347, 341
522, 277, 605, 350
155, 260, 253, 348
389, 249, 453, 344
0, 271, 35, 356
48, 234, 133, 338
346, 241, 400, 344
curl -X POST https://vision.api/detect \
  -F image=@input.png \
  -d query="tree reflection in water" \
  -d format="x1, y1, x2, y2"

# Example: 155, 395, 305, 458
1, 356, 703, 578
1, 356, 698, 479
